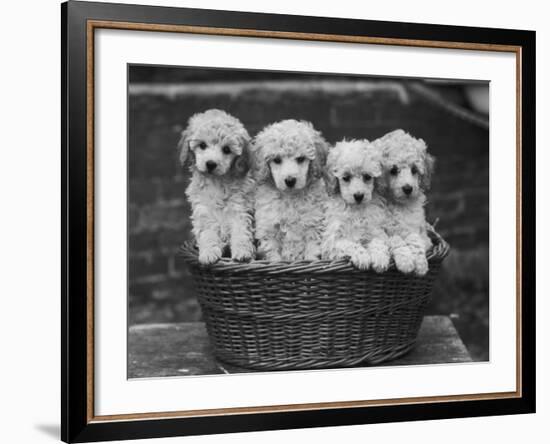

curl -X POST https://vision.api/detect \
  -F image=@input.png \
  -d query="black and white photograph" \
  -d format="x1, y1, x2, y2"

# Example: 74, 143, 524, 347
1, 0, 543, 442
127, 65, 489, 377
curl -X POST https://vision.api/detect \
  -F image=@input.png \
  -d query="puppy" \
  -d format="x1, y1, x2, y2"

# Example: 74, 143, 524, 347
374, 129, 435, 275
178, 109, 254, 265
321, 139, 390, 272
251, 120, 328, 262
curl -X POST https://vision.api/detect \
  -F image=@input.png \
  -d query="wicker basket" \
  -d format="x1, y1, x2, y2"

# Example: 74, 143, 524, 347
180, 232, 449, 371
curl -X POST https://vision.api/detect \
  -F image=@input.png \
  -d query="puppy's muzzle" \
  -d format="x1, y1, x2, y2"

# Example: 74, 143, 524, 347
402, 185, 413, 196
206, 160, 217, 173
285, 177, 297, 188
353, 193, 364, 203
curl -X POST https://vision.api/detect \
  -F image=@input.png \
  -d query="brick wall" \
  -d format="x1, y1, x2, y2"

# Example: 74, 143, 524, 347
128, 77, 489, 341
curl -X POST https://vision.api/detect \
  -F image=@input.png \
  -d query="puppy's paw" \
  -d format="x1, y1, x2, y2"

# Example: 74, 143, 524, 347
414, 255, 429, 276
370, 250, 390, 273
231, 246, 253, 262
199, 247, 222, 265
394, 253, 415, 274
351, 249, 371, 271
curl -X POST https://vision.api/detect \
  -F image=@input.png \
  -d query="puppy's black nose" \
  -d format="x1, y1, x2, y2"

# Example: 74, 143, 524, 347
206, 160, 217, 172
354, 193, 364, 203
285, 177, 296, 188
402, 185, 413, 195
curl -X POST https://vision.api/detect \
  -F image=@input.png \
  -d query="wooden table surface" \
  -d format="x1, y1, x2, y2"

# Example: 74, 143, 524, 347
128, 316, 472, 378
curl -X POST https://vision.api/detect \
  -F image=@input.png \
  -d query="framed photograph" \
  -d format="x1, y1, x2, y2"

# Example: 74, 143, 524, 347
62, 1, 535, 442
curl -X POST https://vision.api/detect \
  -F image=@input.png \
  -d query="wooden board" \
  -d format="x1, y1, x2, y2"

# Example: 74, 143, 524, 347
128, 316, 472, 378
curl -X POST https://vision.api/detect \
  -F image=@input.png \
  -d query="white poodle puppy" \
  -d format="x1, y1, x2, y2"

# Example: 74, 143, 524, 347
251, 120, 328, 262
321, 139, 390, 272
178, 109, 255, 265
374, 129, 435, 275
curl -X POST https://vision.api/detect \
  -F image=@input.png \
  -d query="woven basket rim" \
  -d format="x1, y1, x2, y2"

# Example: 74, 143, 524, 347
179, 229, 450, 275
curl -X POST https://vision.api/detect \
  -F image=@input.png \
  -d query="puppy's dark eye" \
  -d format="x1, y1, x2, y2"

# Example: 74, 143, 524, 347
222, 145, 231, 155
390, 166, 399, 176
363, 174, 372, 182
342, 175, 351, 183
411, 165, 418, 175
272, 157, 282, 165
198, 141, 207, 150
296, 156, 306, 164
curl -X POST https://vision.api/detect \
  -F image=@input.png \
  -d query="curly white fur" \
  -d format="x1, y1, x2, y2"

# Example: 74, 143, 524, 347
321, 139, 390, 271
373, 129, 435, 275
178, 109, 255, 265
251, 120, 328, 261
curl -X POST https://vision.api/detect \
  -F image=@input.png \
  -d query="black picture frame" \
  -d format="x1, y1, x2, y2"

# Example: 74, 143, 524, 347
62, 1, 536, 442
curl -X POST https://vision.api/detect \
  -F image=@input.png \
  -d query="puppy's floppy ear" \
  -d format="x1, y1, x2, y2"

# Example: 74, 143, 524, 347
420, 150, 435, 191
251, 122, 292, 185
177, 129, 194, 167
362, 141, 384, 196
324, 145, 340, 196
232, 140, 251, 177
307, 128, 329, 183
374, 170, 389, 197
230, 121, 251, 156
230, 124, 251, 177
372, 170, 388, 197
178, 112, 206, 167
250, 134, 272, 184
324, 168, 340, 196
373, 143, 391, 197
